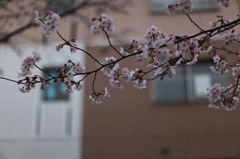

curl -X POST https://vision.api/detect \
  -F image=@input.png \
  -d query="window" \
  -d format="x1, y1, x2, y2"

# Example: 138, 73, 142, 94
149, 0, 218, 14
152, 61, 229, 104
42, 67, 69, 101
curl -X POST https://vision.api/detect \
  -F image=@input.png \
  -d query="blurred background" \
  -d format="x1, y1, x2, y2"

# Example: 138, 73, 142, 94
1, 0, 240, 159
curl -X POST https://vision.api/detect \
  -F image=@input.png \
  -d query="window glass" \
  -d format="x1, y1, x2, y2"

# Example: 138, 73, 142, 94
193, 73, 211, 97
42, 67, 69, 101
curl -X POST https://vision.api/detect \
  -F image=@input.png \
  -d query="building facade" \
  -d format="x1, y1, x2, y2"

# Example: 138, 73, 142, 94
82, 1, 240, 159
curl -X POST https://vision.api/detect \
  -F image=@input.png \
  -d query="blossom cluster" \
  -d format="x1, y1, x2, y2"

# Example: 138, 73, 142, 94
101, 56, 148, 91
207, 83, 239, 111
18, 51, 42, 78
16, 0, 240, 109
96, 21, 215, 104
232, 65, 240, 81
223, 32, 240, 45
18, 76, 37, 93
60, 60, 85, 93
90, 14, 115, 35
143, 25, 159, 41
34, 11, 60, 38
56, 39, 78, 53
89, 87, 110, 105
210, 55, 228, 74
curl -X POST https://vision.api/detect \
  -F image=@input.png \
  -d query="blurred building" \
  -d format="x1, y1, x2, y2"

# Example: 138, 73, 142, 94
0, 43, 85, 159
82, 0, 240, 159
0, 1, 85, 159
1, 0, 240, 159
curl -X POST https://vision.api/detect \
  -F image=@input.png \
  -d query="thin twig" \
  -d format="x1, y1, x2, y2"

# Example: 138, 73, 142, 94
0, 77, 18, 83
213, 46, 240, 56
185, 12, 204, 32
92, 72, 98, 95
102, 28, 123, 57
56, 31, 103, 66
33, 63, 53, 77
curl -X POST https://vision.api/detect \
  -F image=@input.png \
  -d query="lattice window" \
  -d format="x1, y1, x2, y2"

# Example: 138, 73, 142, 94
152, 61, 229, 104
149, 0, 218, 14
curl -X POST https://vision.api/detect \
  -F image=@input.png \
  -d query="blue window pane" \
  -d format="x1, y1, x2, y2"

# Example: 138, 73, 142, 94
42, 67, 69, 101
46, 85, 57, 100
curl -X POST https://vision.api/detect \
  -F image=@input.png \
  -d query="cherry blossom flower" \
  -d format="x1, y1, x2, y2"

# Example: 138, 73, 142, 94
89, 94, 102, 105
64, 79, 73, 93
133, 79, 147, 89
151, 38, 166, 48
232, 66, 240, 81
18, 76, 41, 93
175, 38, 200, 62
221, 97, 239, 111
88, 87, 111, 104
103, 87, 111, 99
144, 25, 158, 41
119, 67, 131, 82
221, 84, 239, 111
70, 61, 85, 74
153, 48, 172, 66
55, 39, 78, 53
90, 25, 101, 35
34, 11, 60, 38
90, 14, 115, 35
223, 32, 240, 45
209, 22, 216, 28
135, 45, 149, 65
101, 57, 118, 77
109, 78, 123, 90
167, 66, 176, 78
154, 67, 163, 77
74, 81, 83, 91
33, 11, 42, 25
40, 81, 51, 90
207, 83, 239, 111
213, 55, 221, 63
18, 51, 42, 78
166, 4, 176, 16
119, 47, 129, 56
55, 43, 64, 52
60, 60, 85, 91
66, 70, 74, 81
210, 55, 228, 74
206, 83, 225, 109
186, 55, 198, 65
19, 83, 36, 93
69, 39, 78, 53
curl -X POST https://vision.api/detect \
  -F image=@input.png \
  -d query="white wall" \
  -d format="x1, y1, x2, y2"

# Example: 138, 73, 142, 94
0, 42, 85, 159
